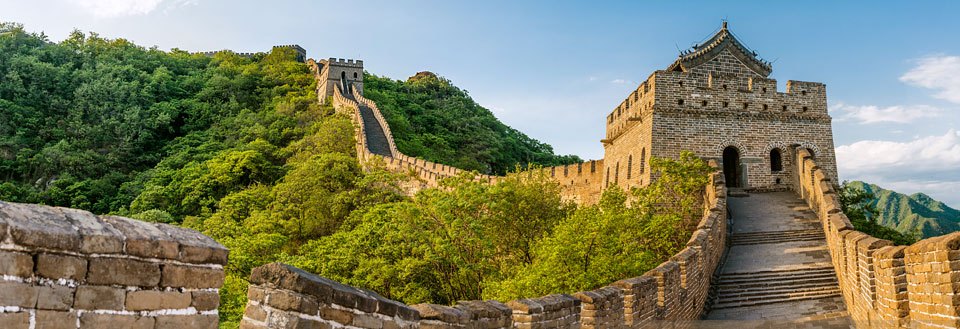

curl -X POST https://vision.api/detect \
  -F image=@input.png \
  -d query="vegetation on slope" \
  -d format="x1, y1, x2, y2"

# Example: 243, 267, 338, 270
846, 181, 958, 239
839, 181, 920, 245
0, 24, 714, 328
363, 71, 581, 175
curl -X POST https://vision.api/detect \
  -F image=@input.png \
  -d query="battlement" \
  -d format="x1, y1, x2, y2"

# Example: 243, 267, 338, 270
196, 44, 307, 63
325, 57, 364, 67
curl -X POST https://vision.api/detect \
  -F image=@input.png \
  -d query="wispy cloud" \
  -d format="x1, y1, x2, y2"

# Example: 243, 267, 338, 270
610, 79, 633, 85
66, 0, 196, 18
900, 55, 960, 104
831, 102, 940, 124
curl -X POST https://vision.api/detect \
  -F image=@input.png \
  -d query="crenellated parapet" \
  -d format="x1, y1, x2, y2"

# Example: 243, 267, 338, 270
795, 148, 960, 328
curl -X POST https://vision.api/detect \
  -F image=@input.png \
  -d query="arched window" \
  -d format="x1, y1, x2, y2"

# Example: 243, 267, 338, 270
353, 72, 358, 79
639, 148, 646, 174
615, 162, 620, 185
770, 148, 783, 172
627, 155, 633, 179
605, 168, 610, 187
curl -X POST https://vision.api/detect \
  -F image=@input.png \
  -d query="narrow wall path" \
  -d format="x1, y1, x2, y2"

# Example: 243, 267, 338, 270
344, 91, 393, 157
701, 191, 853, 328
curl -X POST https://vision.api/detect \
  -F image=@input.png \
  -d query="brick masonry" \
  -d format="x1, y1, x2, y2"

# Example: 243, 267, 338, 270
797, 148, 960, 328
0, 201, 227, 329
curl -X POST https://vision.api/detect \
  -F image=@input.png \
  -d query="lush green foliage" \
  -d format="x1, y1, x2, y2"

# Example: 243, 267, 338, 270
846, 181, 959, 239
0, 24, 715, 328
363, 71, 581, 175
288, 152, 712, 304
839, 181, 919, 245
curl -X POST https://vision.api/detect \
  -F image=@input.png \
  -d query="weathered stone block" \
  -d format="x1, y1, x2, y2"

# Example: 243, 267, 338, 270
154, 315, 218, 329
244, 302, 268, 321
126, 290, 192, 311
74, 285, 125, 310
192, 291, 220, 311
0, 202, 80, 251
0, 281, 38, 308
155, 223, 229, 265
102, 215, 179, 260
37, 253, 88, 281
35, 310, 78, 329
266, 289, 318, 313
87, 258, 160, 287
59, 207, 124, 254
79, 313, 154, 329
37, 285, 75, 310
0, 312, 29, 329
0, 251, 34, 278
161, 264, 224, 289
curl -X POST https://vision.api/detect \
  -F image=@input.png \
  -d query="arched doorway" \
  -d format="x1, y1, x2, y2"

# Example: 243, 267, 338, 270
723, 146, 741, 188
340, 71, 348, 94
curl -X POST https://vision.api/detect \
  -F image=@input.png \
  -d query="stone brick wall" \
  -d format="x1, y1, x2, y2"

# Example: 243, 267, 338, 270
796, 148, 960, 328
240, 164, 727, 328
0, 201, 227, 329
240, 263, 419, 329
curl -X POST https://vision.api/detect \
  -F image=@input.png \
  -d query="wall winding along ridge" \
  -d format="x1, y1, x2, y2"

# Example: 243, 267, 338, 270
240, 163, 727, 328
0, 201, 227, 329
796, 148, 960, 328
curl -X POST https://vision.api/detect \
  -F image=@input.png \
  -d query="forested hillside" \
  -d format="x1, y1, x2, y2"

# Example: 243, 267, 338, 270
364, 71, 581, 175
847, 181, 960, 239
0, 24, 713, 329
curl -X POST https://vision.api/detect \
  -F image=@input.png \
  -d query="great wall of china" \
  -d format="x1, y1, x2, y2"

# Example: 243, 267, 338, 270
4, 24, 960, 328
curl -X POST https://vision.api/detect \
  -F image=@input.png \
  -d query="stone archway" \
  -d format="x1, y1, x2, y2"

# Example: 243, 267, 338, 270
723, 146, 741, 188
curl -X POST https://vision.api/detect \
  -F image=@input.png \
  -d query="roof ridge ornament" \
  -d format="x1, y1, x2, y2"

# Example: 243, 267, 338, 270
666, 22, 773, 77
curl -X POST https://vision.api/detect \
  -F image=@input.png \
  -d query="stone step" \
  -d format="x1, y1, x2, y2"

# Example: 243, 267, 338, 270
717, 275, 838, 289
711, 290, 842, 310
718, 267, 836, 281
717, 282, 841, 299
717, 270, 837, 285
730, 230, 825, 245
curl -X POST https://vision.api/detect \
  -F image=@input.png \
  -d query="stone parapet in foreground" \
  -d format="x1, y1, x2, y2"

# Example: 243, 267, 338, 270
0, 201, 228, 328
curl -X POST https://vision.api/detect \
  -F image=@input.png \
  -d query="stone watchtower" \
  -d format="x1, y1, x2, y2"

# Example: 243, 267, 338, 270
317, 58, 364, 104
601, 22, 837, 190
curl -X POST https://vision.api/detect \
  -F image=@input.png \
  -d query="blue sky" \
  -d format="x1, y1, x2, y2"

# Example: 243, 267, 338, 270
4, 0, 960, 206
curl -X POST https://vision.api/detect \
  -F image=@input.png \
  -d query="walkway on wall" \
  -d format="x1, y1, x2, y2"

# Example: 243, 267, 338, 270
343, 87, 393, 157
702, 192, 852, 328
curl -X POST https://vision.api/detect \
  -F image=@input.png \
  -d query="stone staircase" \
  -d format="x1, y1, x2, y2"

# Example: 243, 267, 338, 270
345, 90, 393, 157
703, 192, 852, 328
712, 266, 841, 309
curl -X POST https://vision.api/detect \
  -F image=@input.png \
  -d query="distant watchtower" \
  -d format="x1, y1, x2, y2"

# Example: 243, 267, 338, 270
600, 22, 837, 191
317, 58, 364, 104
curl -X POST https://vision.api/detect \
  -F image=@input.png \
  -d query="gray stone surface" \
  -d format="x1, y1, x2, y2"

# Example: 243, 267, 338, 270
705, 192, 851, 327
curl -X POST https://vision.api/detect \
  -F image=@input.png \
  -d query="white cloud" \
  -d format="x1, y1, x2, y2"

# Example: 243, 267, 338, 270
837, 130, 960, 208
900, 55, 960, 104
831, 102, 940, 124
610, 79, 633, 85
66, 0, 195, 18
837, 130, 960, 175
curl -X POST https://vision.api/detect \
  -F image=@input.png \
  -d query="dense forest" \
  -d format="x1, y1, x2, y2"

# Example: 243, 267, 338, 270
846, 181, 959, 239
0, 24, 718, 328
364, 71, 581, 175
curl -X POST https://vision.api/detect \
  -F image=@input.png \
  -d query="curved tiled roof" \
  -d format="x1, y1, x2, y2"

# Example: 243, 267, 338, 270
668, 22, 773, 77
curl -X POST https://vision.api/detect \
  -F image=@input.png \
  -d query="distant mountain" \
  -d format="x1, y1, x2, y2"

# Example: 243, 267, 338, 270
849, 181, 960, 238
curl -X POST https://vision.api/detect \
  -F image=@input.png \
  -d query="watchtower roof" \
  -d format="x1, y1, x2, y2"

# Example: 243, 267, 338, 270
667, 22, 773, 77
